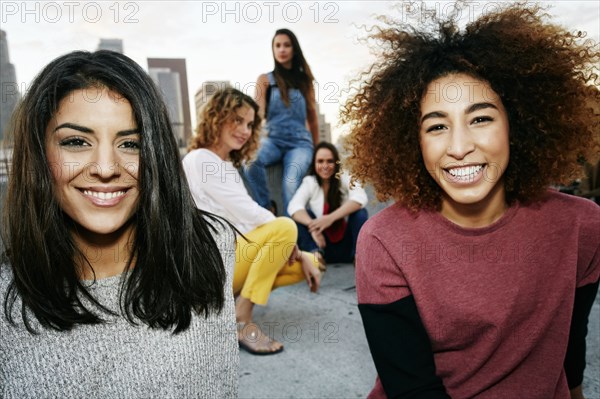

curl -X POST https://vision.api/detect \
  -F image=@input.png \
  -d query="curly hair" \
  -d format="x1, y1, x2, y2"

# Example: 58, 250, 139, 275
188, 88, 261, 168
341, 2, 600, 210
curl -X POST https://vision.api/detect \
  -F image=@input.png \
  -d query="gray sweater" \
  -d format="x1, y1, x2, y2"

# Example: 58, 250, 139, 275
0, 222, 239, 398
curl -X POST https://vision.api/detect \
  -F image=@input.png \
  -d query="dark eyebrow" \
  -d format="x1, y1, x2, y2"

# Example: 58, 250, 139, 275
53, 123, 92, 134
53, 123, 139, 136
116, 129, 140, 137
466, 102, 498, 114
420, 111, 446, 124
420, 102, 499, 124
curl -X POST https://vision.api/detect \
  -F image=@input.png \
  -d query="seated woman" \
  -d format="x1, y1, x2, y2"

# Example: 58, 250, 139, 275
182, 88, 322, 356
287, 141, 368, 266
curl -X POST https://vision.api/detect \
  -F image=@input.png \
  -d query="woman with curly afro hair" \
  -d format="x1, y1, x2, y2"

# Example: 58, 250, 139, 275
343, 2, 600, 399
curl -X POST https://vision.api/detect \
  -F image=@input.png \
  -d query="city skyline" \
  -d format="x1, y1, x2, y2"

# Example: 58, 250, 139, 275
97, 38, 124, 53
148, 57, 193, 146
2, 1, 598, 143
0, 30, 20, 142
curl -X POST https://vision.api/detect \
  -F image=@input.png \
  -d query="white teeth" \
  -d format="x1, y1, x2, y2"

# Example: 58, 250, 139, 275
83, 190, 126, 200
447, 165, 483, 179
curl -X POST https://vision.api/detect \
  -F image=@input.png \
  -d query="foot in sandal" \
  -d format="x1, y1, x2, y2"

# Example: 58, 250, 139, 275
237, 322, 284, 355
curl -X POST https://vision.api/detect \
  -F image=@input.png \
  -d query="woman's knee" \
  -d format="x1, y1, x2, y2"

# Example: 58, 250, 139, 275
256, 217, 298, 261
248, 153, 267, 168
267, 217, 298, 245
350, 208, 369, 225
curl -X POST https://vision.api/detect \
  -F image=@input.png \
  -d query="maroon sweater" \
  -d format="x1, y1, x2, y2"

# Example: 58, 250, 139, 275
356, 190, 600, 399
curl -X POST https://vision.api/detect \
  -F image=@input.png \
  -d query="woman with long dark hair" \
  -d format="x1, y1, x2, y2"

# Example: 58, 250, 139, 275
0, 50, 238, 397
245, 28, 319, 216
288, 141, 368, 266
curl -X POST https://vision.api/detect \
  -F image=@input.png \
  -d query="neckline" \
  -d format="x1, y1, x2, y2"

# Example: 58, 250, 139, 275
81, 271, 127, 288
198, 148, 232, 163
424, 201, 520, 236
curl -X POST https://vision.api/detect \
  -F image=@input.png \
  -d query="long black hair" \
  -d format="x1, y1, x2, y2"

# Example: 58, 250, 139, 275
271, 28, 315, 109
309, 141, 343, 213
1, 50, 228, 333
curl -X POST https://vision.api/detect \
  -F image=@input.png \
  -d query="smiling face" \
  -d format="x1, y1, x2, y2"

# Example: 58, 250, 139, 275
45, 87, 140, 240
314, 147, 336, 181
272, 33, 294, 68
211, 104, 255, 160
419, 73, 510, 225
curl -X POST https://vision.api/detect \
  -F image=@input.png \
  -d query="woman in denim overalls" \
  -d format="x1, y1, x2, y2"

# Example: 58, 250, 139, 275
245, 29, 319, 215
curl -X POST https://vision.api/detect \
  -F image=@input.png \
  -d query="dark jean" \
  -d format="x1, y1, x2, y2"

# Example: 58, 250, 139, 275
296, 208, 368, 263
244, 136, 313, 216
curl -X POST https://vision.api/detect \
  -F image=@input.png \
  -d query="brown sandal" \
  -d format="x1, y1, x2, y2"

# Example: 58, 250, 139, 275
237, 322, 284, 356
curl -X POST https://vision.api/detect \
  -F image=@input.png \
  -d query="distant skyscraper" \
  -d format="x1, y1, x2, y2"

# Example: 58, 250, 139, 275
0, 30, 20, 143
194, 81, 231, 124
147, 58, 191, 147
149, 67, 185, 146
97, 38, 123, 53
316, 103, 331, 143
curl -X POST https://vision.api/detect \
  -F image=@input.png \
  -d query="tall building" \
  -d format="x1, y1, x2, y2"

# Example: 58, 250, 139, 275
147, 58, 191, 147
316, 103, 331, 143
149, 68, 185, 146
0, 30, 20, 143
194, 81, 231, 124
97, 38, 123, 53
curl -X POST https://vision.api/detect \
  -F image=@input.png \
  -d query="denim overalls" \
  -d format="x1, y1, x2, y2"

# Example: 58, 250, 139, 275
245, 72, 314, 214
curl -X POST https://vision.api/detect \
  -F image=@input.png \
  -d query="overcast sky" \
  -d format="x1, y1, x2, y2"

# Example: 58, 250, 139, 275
2, 1, 599, 142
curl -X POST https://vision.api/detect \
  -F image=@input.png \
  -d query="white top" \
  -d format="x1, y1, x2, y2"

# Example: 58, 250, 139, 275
182, 148, 275, 234
287, 172, 368, 218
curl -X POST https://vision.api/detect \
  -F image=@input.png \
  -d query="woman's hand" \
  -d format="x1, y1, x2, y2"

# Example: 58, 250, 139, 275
311, 230, 326, 249
570, 386, 585, 399
300, 252, 322, 293
288, 244, 302, 265
308, 214, 334, 234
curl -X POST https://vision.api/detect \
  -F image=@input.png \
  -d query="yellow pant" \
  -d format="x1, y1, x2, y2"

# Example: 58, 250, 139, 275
233, 217, 316, 305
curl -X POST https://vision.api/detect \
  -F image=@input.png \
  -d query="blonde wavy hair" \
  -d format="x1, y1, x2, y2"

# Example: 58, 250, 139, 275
188, 88, 261, 168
